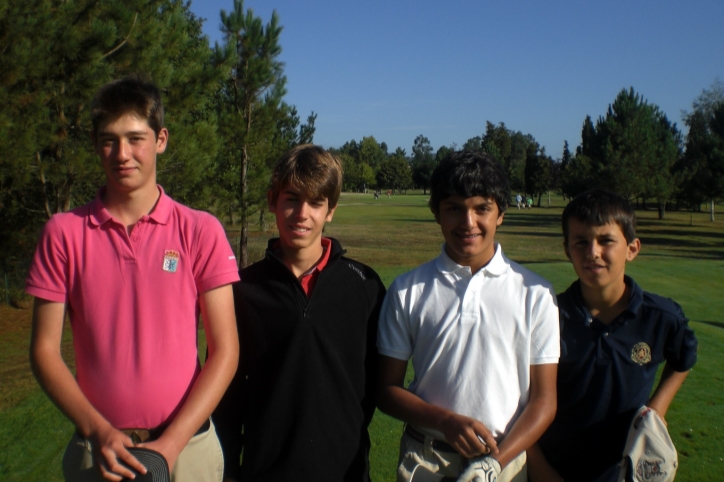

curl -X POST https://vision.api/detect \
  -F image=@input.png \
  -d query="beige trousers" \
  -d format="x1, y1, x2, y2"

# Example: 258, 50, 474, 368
397, 430, 527, 482
62, 419, 223, 482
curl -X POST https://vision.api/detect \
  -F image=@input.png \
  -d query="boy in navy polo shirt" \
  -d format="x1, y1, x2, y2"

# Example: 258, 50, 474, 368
529, 189, 698, 482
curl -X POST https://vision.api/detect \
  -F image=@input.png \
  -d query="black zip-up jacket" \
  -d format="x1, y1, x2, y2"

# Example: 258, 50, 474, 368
213, 237, 386, 482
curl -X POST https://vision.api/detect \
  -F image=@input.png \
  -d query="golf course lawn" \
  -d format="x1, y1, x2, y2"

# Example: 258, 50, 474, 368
1, 191, 722, 481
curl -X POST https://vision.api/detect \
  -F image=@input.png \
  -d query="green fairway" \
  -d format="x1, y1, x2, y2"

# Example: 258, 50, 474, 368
1, 191, 723, 481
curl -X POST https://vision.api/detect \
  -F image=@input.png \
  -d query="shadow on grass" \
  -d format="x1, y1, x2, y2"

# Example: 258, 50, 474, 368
699, 321, 724, 330
638, 228, 724, 240
637, 252, 724, 261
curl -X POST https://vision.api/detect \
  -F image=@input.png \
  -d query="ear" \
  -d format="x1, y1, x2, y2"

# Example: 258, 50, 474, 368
563, 241, 571, 261
627, 238, 641, 261
496, 212, 505, 226
156, 128, 169, 154
325, 204, 337, 223
267, 190, 276, 212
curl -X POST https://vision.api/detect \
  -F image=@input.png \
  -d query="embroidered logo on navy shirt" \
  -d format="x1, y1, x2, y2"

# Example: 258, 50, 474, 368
162, 250, 180, 273
631, 342, 652, 365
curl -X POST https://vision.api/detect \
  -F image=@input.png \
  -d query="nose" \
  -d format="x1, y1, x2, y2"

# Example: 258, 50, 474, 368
586, 240, 601, 259
295, 201, 311, 219
114, 139, 131, 161
461, 209, 475, 228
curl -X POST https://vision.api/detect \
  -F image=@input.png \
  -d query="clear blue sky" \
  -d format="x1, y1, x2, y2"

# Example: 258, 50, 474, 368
188, 0, 723, 159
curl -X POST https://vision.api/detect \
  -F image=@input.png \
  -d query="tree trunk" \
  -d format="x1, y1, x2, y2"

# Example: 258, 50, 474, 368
658, 201, 665, 220
711, 199, 716, 222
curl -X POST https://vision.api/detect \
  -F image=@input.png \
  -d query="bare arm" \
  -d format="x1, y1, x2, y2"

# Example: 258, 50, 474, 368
376, 355, 496, 458
495, 363, 557, 467
141, 284, 239, 470
30, 298, 146, 481
647, 363, 690, 422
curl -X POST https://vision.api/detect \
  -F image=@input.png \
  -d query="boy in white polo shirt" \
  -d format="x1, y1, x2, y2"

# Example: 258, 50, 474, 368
26, 75, 240, 481
377, 150, 560, 482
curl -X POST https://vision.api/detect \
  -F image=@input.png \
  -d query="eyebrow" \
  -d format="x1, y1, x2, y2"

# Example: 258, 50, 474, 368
97, 130, 150, 138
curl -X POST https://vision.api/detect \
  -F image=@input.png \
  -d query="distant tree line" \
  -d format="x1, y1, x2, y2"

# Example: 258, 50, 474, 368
1, 0, 722, 301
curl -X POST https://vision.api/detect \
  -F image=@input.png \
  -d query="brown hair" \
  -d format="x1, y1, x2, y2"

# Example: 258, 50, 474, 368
270, 144, 343, 209
562, 189, 637, 245
91, 74, 164, 138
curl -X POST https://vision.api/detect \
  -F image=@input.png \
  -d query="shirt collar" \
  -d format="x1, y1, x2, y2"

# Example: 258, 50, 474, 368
435, 242, 509, 277
89, 185, 171, 227
570, 275, 642, 327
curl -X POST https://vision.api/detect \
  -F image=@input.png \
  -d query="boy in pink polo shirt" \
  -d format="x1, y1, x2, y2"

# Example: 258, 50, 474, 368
26, 75, 240, 482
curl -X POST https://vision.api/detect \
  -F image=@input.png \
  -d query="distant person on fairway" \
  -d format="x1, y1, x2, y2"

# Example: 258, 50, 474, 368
377, 150, 560, 482
26, 75, 240, 481
528, 189, 698, 482
516, 193, 523, 209
213, 144, 386, 481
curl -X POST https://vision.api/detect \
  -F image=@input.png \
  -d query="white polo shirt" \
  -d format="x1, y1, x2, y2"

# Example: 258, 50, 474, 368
378, 243, 559, 439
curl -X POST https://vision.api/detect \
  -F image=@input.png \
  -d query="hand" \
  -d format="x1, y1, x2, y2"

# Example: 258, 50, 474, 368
457, 456, 501, 482
138, 435, 182, 473
89, 423, 146, 481
646, 406, 668, 427
439, 412, 497, 458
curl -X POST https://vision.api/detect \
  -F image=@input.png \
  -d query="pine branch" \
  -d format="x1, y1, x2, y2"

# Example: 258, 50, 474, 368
100, 13, 138, 60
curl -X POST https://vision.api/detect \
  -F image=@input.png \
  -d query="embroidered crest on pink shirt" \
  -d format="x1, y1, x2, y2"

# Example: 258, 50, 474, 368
162, 250, 180, 273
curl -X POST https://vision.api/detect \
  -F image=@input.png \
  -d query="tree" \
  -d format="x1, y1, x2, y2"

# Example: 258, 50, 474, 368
376, 152, 412, 193
358, 136, 386, 169
411, 135, 435, 194
679, 80, 724, 220
524, 144, 551, 206
215, 0, 290, 267
575, 88, 682, 219
0, 0, 222, 277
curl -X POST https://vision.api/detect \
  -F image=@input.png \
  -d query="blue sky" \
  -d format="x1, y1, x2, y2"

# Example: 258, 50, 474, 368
188, 0, 723, 159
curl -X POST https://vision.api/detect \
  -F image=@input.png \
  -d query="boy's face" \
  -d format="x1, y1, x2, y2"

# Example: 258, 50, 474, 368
268, 184, 336, 255
93, 113, 168, 196
565, 218, 640, 293
434, 195, 503, 271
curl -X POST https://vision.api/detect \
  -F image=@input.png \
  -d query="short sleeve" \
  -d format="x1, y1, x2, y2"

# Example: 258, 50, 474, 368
663, 303, 698, 372
25, 216, 69, 303
530, 284, 560, 365
193, 213, 240, 293
377, 278, 414, 361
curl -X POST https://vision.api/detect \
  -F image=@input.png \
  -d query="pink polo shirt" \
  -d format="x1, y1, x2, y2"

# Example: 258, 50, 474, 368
26, 187, 240, 429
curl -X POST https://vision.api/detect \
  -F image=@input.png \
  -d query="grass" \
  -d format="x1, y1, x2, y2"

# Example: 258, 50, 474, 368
1, 191, 723, 481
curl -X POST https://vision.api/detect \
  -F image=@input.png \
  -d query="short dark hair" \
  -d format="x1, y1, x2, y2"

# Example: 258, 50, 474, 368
429, 150, 510, 215
91, 74, 164, 138
562, 189, 637, 245
270, 144, 343, 209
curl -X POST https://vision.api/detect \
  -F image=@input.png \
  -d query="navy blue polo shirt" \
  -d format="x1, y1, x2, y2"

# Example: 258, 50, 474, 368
539, 276, 697, 482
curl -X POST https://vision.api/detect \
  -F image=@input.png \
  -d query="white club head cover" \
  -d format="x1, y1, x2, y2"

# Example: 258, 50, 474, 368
457, 456, 501, 482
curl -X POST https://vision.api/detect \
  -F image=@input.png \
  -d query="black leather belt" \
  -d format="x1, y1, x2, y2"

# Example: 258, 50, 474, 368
81, 418, 211, 445
404, 425, 458, 453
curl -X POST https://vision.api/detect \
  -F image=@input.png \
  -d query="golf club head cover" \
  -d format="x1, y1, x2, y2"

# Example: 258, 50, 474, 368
457, 456, 501, 482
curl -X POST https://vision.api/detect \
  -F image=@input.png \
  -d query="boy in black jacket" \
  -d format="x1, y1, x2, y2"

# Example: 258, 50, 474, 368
214, 144, 386, 482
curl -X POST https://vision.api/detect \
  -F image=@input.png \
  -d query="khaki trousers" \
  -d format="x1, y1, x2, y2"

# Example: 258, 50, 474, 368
397, 430, 527, 482
62, 419, 223, 482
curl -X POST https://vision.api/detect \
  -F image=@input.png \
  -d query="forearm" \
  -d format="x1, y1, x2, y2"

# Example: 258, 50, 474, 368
378, 384, 456, 432
648, 364, 690, 418
31, 340, 112, 437
153, 330, 238, 457
30, 299, 111, 437
495, 393, 556, 467
495, 363, 557, 467
150, 284, 239, 464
